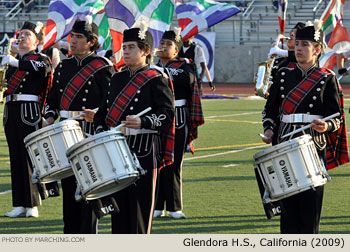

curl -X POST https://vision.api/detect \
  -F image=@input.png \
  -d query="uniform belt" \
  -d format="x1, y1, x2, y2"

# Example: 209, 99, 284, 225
6, 94, 39, 102
175, 99, 187, 107
60, 110, 83, 119
125, 128, 158, 136
281, 114, 323, 123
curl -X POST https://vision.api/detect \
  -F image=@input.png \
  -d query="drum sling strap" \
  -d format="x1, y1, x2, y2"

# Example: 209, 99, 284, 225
60, 58, 107, 110
5, 54, 41, 95
166, 60, 204, 154
281, 67, 349, 169
106, 69, 175, 168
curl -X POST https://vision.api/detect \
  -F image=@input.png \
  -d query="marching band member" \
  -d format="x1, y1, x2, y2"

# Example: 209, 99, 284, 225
153, 30, 202, 219
1, 21, 52, 218
44, 18, 115, 233
261, 20, 349, 233
94, 25, 175, 234
257, 22, 305, 220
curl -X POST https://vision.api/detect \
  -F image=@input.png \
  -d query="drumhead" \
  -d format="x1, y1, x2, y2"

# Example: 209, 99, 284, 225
253, 134, 312, 161
66, 130, 124, 157
24, 119, 81, 144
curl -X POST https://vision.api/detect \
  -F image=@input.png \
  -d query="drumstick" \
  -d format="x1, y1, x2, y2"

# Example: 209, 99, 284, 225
281, 112, 340, 138
69, 108, 98, 121
113, 107, 152, 131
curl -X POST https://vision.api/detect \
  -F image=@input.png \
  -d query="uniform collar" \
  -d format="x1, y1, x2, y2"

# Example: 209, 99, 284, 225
296, 63, 318, 76
18, 50, 36, 59
126, 65, 149, 77
73, 52, 95, 66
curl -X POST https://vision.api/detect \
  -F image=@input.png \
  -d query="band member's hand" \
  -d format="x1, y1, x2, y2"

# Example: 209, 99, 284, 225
122, 116, 141, 129
82, 109, 96, 122
311, 119, 328, 133
42, 117, 54, 127
209, 81, 216, 91
262, 129, 273, 144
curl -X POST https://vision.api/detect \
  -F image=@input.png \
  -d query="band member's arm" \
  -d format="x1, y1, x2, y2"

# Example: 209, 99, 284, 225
140, 76, 174, 132
93, 97, 109, 133
312, 75, 341, 133
18, 55, 52, 76
44, 68, 61, 122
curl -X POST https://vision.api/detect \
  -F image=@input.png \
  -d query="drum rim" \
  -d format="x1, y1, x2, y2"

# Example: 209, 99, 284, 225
253, 134, 313, 160
81, 174, 139, 200
66, 130, 125, 156
24, 119, 81, 143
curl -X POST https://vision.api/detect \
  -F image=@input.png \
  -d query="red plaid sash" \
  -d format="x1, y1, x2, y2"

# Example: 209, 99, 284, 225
326, 84, 349, 169
287, 62, 296, 69
167, 60, 204, 154
60, 58, 107, 110
106, 69, 175, 168
281, 68, 326, 114
39, 56, 53, 111
5, 54, 41, 95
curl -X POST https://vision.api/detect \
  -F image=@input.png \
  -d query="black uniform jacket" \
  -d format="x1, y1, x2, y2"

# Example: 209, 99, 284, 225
262, 63, 341, 149
4, 51, 52, 100
94, 65, 174, 133
44, 52, 115, 119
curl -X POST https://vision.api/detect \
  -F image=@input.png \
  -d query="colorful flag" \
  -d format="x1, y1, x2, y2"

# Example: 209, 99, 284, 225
103, 0, 175, 67
319, 0, 350, 69
93, 8, 112, 51
42, 0, 104, 51
175, 0, 241, 40
278, 0, 288, 35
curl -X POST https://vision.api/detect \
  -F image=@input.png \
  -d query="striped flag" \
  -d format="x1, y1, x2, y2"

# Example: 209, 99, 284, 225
278, 0, 288, 35
319, 0, 350, 69
103, 0, 175, 67
42, 0, 105, 51
175, 0, 241, 40
93, 8, 112, 51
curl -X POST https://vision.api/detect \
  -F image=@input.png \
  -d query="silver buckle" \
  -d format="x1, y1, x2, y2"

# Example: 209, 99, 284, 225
292, 114, 304, 123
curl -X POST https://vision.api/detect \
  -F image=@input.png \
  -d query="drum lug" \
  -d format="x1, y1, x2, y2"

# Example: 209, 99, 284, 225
32, 168, 39, 184
74, 186, 83, 202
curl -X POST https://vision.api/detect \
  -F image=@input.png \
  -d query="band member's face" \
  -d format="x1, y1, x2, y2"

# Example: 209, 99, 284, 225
123, 41, 149, 69
287, 29, 296, 50
295, 39, 320, 65
18, 29, 39, 51
159, 39, 178, 60
70, 32, 93, 58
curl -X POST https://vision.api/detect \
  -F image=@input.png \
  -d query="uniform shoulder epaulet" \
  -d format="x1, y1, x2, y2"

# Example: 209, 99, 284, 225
96, 55, 113, 67
319, 67, 335, 76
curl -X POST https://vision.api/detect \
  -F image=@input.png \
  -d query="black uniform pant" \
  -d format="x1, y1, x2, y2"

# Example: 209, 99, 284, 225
111, 142, 158, 234
4, 102, 40, 208
155, 124, 187, 212
61, 175, 98, 234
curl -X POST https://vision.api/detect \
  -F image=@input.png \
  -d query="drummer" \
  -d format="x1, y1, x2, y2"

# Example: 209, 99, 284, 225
44, 18, 115, 233
94, 24, 175, 234
261, 20, 349, 233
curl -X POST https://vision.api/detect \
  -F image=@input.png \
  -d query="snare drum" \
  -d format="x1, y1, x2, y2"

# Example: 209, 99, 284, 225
253, 134, 329, 203
66, 130, 142, 200
24, 120, 84, 183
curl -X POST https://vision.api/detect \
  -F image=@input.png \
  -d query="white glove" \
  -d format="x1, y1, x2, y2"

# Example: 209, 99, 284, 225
1, 55, 19, 68
268, 46, 288, 58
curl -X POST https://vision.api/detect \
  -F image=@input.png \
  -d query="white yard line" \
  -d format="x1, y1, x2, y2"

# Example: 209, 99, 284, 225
205, 112, 260, 119
184, 144, 266, 161
0, 190, 11, 195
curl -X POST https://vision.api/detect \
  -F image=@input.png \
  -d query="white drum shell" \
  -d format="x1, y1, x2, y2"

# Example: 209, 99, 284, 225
66, 130, 140, 200
253, 135, 328, 203
24, 120, 84, 183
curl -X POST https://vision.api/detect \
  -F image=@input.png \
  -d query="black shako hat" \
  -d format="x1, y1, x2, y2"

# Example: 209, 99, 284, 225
21, 21, 44, 42
71, 19, 99, 39
293, 22, 305, 30
296, 23, 323, 43
161, 30, 183, 50
123, 28, 153, 48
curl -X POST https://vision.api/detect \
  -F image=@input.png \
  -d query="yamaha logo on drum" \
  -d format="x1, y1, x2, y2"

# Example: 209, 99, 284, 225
279, 160, 293, 188
42, 142, 55, 168
83, 155, 98, 183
